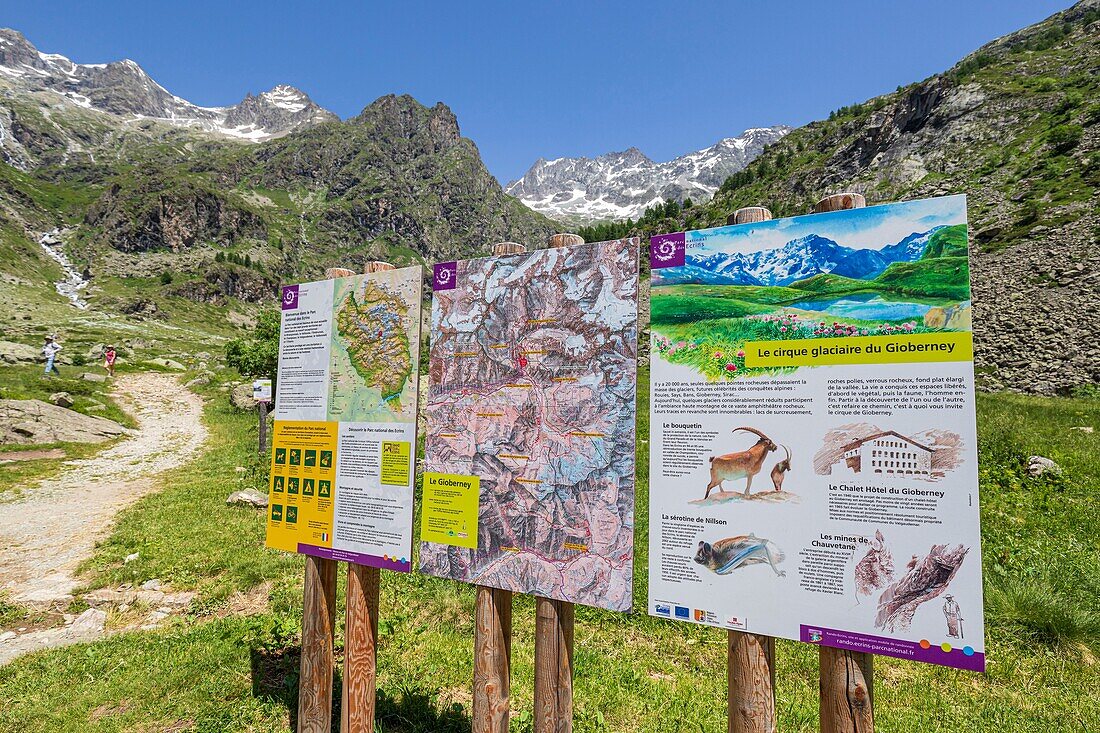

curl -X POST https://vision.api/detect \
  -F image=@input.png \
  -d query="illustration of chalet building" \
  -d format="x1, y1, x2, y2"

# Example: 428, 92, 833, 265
838, 431, 934, 477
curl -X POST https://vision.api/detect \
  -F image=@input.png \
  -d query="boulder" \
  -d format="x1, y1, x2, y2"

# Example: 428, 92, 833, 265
1027, 455, 1061, 477
145, 358, 185, 371
49, 392, 74, 408
81, 372, 108, 383
0, 399, 126, 444
230, 383, 258, 410
0, 340, 40, 365
70, 608, 107, 634
227, 488, 268, 508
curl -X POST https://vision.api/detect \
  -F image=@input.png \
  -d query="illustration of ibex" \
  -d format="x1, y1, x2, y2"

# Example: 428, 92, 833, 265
704, 427, 778, 499
770, 445, 792, 492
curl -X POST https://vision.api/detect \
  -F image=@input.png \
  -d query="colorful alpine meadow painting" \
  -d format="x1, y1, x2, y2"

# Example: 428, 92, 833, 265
647, 195, 986, 671
419, 238, 639, 612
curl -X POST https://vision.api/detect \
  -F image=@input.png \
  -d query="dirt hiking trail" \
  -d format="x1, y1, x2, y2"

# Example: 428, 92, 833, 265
0, 372, 207, 607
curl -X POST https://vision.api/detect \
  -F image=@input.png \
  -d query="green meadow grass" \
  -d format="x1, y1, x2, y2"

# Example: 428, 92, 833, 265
0, 373, 1097, 732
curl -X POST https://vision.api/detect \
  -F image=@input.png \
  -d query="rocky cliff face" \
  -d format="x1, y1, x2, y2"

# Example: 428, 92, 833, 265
685, 0, 1099, 395
506, 126, 789, 223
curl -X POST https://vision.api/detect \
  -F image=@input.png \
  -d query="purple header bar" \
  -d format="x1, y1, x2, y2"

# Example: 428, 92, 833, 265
297, 543, 411, 573
649, 232, 686, 269
800, 624, 985, 672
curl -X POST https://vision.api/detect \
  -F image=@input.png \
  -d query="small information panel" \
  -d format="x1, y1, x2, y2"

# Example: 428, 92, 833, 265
252, 378, 272, 403
265, 266, 422, 571
647, 196, 985, 671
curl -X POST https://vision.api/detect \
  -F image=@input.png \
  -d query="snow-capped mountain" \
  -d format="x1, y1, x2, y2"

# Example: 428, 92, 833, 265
0, 29, 336, 143
505, 126, 791, 223
656, 227, 945, 287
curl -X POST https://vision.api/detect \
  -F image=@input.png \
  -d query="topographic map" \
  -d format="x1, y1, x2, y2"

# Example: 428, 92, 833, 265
419, 239, 639, 611
328, 268, 422, 422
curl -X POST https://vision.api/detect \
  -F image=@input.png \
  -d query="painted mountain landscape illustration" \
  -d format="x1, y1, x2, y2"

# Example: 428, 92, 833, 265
651, 195, 971, 380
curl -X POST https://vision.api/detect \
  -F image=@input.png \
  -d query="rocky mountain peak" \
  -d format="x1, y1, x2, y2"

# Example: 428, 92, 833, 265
0, 28, 336, 148
351, 94, 462, 151
506, 125, 790, 223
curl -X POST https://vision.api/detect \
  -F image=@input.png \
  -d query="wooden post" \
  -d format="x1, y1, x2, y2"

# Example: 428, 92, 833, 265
471, 242, 524, 733
813, 192, 874, 733
534, 596, 574, 733
723, 205, 779, 733
726, 207, 772, 225
342, 563, 380, 733
296, 264, 357, 733
258, 400, 269, 456
299, 554, 339, 733
339, 259, 396, 733
532, 233, 582, 733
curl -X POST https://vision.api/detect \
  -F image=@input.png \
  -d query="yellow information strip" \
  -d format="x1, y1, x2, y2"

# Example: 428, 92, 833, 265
379, 441, 411, 486
744, 332, 973, 368
420, 472, 479, 549
266, 420, 338, 554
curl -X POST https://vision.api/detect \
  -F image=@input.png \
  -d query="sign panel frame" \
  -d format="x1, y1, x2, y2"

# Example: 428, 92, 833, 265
646, 196, 985, 671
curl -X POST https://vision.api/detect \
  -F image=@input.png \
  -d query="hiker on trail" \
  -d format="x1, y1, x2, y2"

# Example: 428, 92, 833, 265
104, 345, 117, 378
42, 336, 62, 377
943, 595, 964, 639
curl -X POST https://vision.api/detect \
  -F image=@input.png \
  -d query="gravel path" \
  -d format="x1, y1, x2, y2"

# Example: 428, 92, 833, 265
0, 372, 207, 607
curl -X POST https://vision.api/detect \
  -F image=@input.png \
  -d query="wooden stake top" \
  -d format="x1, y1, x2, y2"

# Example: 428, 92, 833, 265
364, 261, 396, 273
814, 192, 866, 212
325, 267, 356, 279
728, 206, 773, 225
548, 233, 584, 249
492, 241, 527, 256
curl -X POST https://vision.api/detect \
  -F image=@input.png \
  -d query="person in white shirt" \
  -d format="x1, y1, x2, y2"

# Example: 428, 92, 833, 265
42, 336, 62, 377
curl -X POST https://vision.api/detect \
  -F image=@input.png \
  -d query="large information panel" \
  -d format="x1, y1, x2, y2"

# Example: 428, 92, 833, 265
419, 239, 639, 611
266, 267, 422, 571
647, 196, 985, 671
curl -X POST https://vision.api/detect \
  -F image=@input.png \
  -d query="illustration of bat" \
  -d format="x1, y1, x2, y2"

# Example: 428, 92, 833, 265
694, 534, 786, 577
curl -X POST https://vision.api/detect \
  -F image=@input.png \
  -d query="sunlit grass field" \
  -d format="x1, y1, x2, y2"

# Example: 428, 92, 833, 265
0, 368, 1097, 732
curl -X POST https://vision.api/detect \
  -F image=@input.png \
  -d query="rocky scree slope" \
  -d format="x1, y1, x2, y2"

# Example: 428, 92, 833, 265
644, 1, 1099, 395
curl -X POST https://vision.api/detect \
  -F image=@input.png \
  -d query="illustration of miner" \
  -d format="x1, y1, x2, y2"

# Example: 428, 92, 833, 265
943, 594, 964, 638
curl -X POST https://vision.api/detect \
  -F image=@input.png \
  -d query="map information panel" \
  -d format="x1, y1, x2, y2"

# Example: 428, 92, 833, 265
266, 266, 422, 571
419, 239, 639, 611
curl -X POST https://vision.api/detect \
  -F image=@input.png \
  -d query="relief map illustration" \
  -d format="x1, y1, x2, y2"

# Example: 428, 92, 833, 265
328, 268, 421, 422
419, 239, 639, 611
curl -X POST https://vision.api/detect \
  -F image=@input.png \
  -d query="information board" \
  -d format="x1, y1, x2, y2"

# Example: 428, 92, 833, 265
252, 378, 272, 403
265, 266, 422, 571
419, 239, 639, 611
647, 196, 985, 671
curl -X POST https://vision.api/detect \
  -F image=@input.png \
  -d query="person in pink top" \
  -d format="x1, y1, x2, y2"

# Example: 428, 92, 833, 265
104, 345, 117, 378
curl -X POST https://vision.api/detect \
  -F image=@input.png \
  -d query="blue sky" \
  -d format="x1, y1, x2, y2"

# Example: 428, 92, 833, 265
4, 1, 1073, 183
688, 195, 968, 254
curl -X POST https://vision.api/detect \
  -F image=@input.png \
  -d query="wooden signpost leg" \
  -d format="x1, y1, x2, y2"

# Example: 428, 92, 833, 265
299, 555, 339, 733
471, 241, 525, 733
532, 233, 583, 733
258, 400, 268, 456
724, 206, 778, 733
534, 596, 574, 733
474, 586, 513, 732
338, 259, 397, 733
342, 564, 380, 733
813, 192, 874, 733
